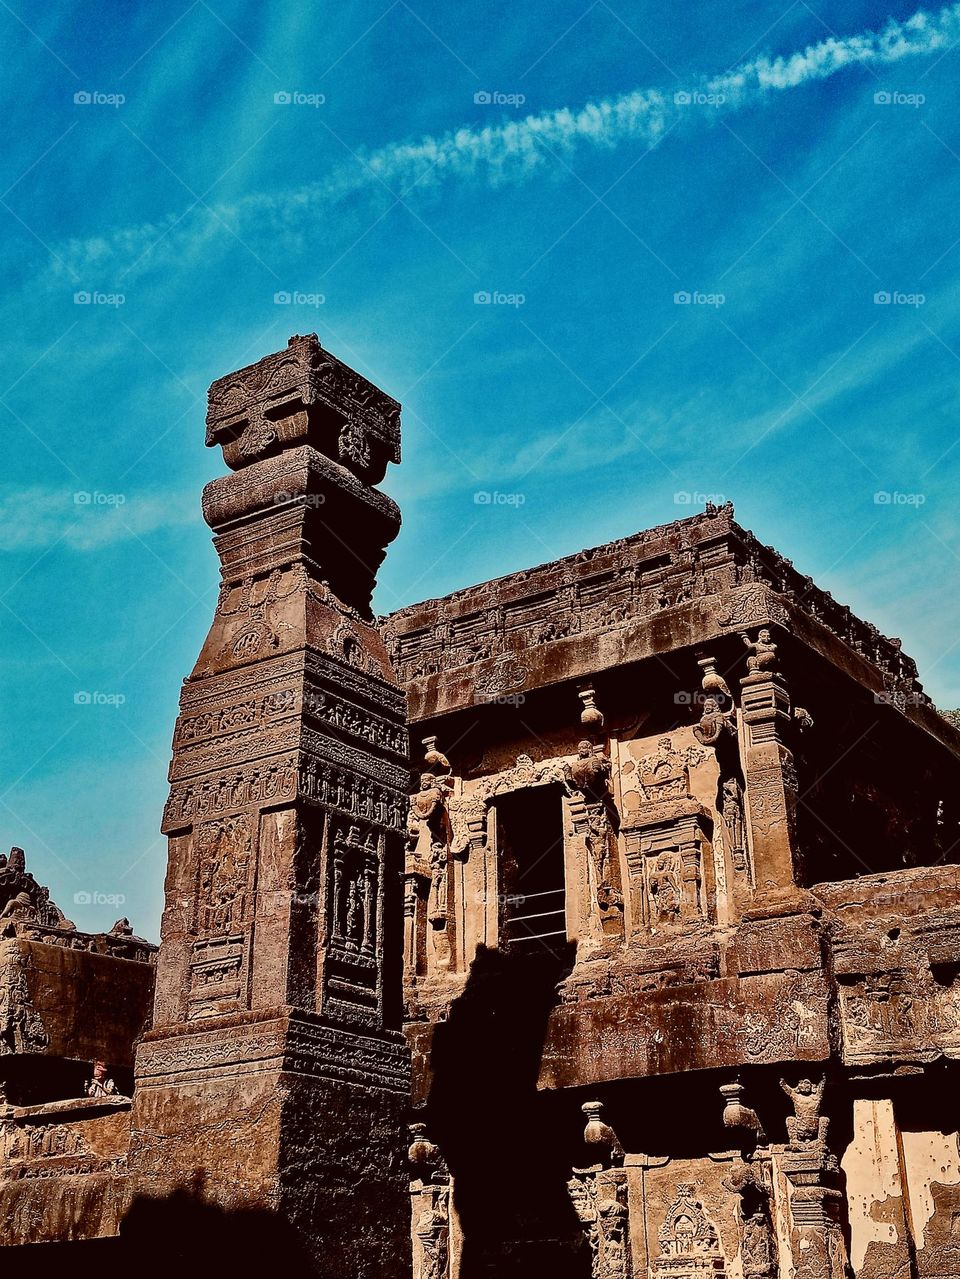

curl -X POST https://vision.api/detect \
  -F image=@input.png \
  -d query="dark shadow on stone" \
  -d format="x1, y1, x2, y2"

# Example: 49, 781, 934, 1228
0, 1190, 311, 1279
426, 942, 592, 1278
119, 1188, 312, 1277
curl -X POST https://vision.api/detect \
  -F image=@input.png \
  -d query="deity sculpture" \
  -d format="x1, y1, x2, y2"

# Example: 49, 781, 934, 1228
564, 741, 617, 887
407, 773, 454, 929
693, 696, 736, 747
780, 1076, 827, 1145
721, 777, 746, 868
743, 628, 778, 675
637, 738, 703, 805
648, 855, 681, 924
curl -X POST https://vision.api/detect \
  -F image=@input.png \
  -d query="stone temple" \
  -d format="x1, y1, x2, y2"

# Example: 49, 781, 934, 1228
2, 334, 960, 1278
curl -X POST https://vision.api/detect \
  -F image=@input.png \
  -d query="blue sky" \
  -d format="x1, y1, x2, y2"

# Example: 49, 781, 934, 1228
1, 0, 959, 939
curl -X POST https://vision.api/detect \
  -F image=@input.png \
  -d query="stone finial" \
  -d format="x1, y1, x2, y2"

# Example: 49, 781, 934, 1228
7, 847, 25, 873
408, 1122, 444, 1181
578, 684, 605, 733
720, 1080, 765, 1145
697, 655, 732, 701
421, 736, 451, 778
582, 1100, 623, 1167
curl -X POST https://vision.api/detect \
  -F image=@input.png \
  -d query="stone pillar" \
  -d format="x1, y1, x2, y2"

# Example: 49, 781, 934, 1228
408, 1123, 451, 1279
779, 1145, 848, 1279
841, 1098, 914, 1279
739, 633, 801, 898
128, 335, 411, 1276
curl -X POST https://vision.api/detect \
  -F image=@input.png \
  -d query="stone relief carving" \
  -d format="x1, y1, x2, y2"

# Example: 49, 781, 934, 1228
0, 847, 74, 933
636, 738, 706, 811
653, 1183, 726, 1278
473, 655, 527, 699
196, 815, 251, 936
387, 506, 926, 707
331, 824, 379, 959
723, 1163, 776, 1279
714, 584, 790, 633
568, 1104, 630, 1279
213, 566, 301, 663
415, 1185, 450, 1279
407, 774, 454, 928
564, 742, 619, 896
720, 777, 747, 873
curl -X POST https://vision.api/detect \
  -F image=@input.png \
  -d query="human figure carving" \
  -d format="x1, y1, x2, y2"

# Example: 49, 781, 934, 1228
693, 696, 736, 747
564, 741, 617, 892
407, 774, 454, 930
743, 628, 778, 674
780, 1076, 826, 1144
416, 1187, 449, 1279
721, 777, 746, 867
649, 856, 681, 924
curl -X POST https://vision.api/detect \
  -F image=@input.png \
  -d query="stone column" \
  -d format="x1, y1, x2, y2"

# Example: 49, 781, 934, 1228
128, 335, 411, 1276
779, 1146, 848, 1279
841, 1098, 914, 1279
739, 633, 801, 898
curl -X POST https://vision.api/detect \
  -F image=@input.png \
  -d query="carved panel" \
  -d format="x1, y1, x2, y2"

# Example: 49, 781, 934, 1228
653, 1182, 726, 1278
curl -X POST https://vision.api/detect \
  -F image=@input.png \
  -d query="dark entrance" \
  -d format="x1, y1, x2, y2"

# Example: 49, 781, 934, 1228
495, 783, 567, 959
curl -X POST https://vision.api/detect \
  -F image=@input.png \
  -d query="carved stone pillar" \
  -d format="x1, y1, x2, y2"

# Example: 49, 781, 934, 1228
409, 1123, 451, 1279
568, 1102, 631, 1279
129, 335, 411, 1276
739, 637, 801, 898
780, 1155, 847, 1279
404, 862, 429, 980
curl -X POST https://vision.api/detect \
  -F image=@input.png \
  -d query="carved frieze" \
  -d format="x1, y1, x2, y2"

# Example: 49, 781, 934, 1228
386, 509, 927, 706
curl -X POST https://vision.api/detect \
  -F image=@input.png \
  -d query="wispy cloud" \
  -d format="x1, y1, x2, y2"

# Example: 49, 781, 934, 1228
51, 3, 960, 282
0, 487, 195, 552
